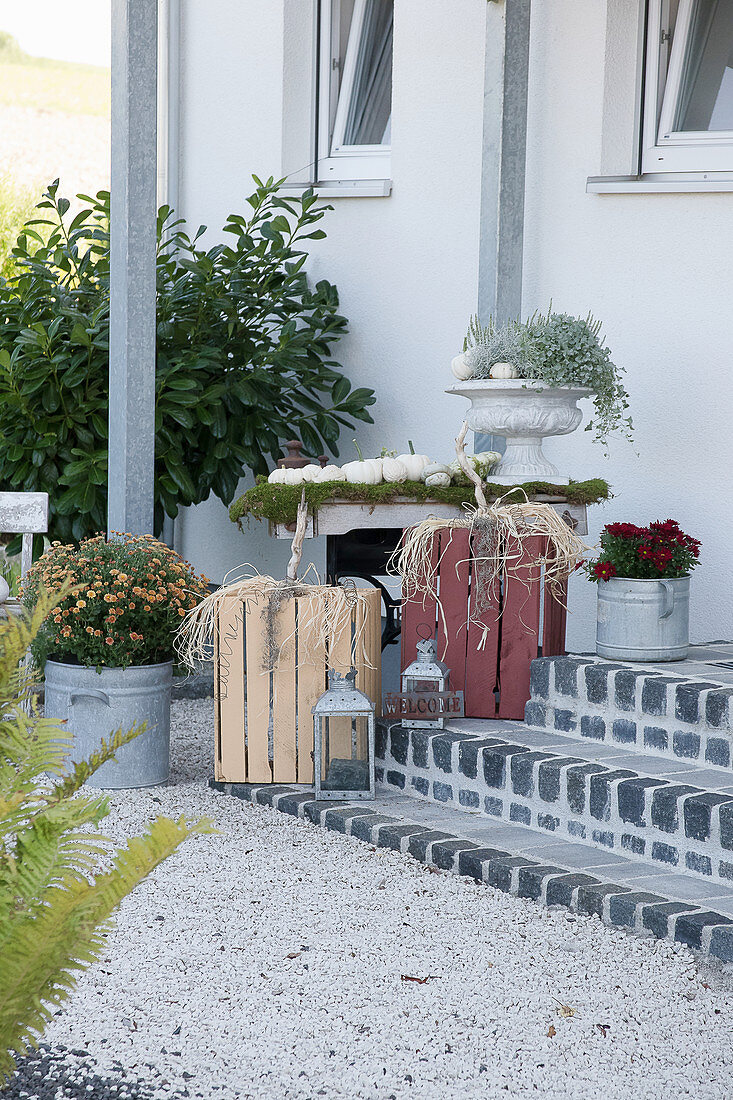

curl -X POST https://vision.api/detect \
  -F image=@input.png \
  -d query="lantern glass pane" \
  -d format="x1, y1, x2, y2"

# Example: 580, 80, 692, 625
319, 714, 372, 793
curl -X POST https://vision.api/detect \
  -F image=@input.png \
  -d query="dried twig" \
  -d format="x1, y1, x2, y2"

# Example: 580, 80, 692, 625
286, 489, 308, 582
455, 418, 489, 512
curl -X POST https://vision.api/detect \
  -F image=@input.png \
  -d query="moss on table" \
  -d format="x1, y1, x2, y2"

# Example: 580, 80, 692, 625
229, 478, 610, 528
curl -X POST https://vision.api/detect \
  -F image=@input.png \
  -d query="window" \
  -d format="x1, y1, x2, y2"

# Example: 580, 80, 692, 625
317, 0, 393, 183
643, 0, 733, 173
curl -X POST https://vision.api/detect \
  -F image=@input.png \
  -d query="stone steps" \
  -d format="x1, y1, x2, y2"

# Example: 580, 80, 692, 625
525, 655, 733, 771
375, 718, 733, 888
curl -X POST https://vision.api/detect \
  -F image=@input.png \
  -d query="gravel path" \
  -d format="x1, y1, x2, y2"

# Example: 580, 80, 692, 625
13, 701, 733, 1100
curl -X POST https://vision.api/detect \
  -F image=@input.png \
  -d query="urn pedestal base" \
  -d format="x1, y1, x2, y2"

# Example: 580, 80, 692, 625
490, 438, 569, 485
446, 380, 591, 486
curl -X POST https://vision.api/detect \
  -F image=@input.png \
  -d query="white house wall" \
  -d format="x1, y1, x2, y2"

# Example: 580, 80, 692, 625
176, 0, 487, 585
523, 0, 733, 650
176, 0, 732, 650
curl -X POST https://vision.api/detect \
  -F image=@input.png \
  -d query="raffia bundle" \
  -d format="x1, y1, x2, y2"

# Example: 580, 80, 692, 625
390, 420, 590, 635
176, 494, 373, 676
175, 569, 372, 675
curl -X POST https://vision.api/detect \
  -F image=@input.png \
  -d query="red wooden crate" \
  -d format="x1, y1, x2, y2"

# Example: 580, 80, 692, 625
400, 527, 568, 720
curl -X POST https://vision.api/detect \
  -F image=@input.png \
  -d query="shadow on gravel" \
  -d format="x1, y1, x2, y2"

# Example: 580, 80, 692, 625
4, 1044, 202, 1100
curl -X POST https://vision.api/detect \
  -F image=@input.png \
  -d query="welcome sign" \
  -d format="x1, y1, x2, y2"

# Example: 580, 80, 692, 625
382, 690, 465, 725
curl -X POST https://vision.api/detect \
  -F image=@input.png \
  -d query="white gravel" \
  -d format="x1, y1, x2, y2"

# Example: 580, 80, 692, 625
44, 700, 733, 1100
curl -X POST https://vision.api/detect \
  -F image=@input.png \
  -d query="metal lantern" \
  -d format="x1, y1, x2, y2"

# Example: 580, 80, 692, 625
401, 636, 450, 729
312, 668, 376, 800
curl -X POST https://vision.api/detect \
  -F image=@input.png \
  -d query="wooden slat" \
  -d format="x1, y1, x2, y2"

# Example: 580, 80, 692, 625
326, 596, 356, 768
215, 595, 246, 782
296, 593, 325, 785
21, 534, 33, 581
498, 534, 544, 720
543, 545, 569, 657
353, 588, 382, 749
355, 590, 371, 698
354, 593, 370, 760
272, 596, 297, 783
435, 527, 470, 690
400, 529, 439, 673
213, 596, 223, 781
244, 596, 273, 782
369, 588, 382, 718
465, 531, 501, 718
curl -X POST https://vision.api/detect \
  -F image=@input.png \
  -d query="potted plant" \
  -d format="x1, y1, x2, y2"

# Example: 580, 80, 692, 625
22, 534, 210, 788
587, 520, 700, 662
447, 310, 632, 485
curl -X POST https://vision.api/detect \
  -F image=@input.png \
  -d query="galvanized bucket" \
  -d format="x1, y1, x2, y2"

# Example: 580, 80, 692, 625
596, 577, 690, 662
44, 660, 173, 788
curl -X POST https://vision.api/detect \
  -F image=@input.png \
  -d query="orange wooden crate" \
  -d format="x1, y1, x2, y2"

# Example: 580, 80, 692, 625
215, 587, 381, 783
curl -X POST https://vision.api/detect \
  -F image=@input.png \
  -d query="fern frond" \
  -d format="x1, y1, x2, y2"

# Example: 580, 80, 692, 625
0, 590, 214, 1081
0, 815, 214, 1078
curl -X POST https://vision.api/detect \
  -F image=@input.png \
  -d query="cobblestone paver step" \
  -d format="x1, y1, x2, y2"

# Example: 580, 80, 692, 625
212, 779, 733, 963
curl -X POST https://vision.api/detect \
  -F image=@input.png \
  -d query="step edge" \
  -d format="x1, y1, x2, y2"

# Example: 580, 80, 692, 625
209, 779, 733, 963
375, 725, 733, 887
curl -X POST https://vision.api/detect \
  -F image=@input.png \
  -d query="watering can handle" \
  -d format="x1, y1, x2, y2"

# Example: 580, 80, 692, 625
69, 688, 111, 707
659, 581, 675, 620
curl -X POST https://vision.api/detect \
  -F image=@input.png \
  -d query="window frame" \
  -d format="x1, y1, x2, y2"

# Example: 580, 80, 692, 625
642, 0, 733, 174
316, 0, 392, 184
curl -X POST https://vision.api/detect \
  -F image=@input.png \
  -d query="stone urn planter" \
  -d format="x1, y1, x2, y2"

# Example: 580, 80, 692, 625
45, 660, 174, 788
596, 577, 690, 662
446, 380, 591, 485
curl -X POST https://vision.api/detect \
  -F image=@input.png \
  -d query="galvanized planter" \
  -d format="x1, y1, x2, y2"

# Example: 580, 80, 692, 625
44, 660, 173, 788
596, 577, 690, 662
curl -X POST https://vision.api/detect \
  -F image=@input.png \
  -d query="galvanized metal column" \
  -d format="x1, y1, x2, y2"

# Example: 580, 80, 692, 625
108, 0, 158, 537
478, 0, 532, 325
476, 0, 532, 453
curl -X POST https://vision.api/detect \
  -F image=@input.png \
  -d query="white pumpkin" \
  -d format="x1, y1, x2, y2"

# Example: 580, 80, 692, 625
490, 361, 519, 379
381, 456, 408, 483
282, 467, 305, 485
420, 462, 452, 483
300, 463, 322, 482
424, 471, 451, 489
314, 464, 346, 483
0, 574, 9, 604
474, 450, 502, 469
268, 469, 287, 484
451, 353, 474, 381
365, 457, 384, 481
395, 450, 430, 481
341, 459, 382, 484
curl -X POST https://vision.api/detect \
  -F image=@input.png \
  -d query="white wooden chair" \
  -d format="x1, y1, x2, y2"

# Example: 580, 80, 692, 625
0, 491, 49, 592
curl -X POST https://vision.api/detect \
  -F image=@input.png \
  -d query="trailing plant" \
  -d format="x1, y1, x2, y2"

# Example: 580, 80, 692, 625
587, 519, 700, 582
230, 477, 611, 528
0, 595, 213, 1080
0, 177, 376, 543
521, 310, 632, 448
463, 308, 632, 448
22, 534, 210, 670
